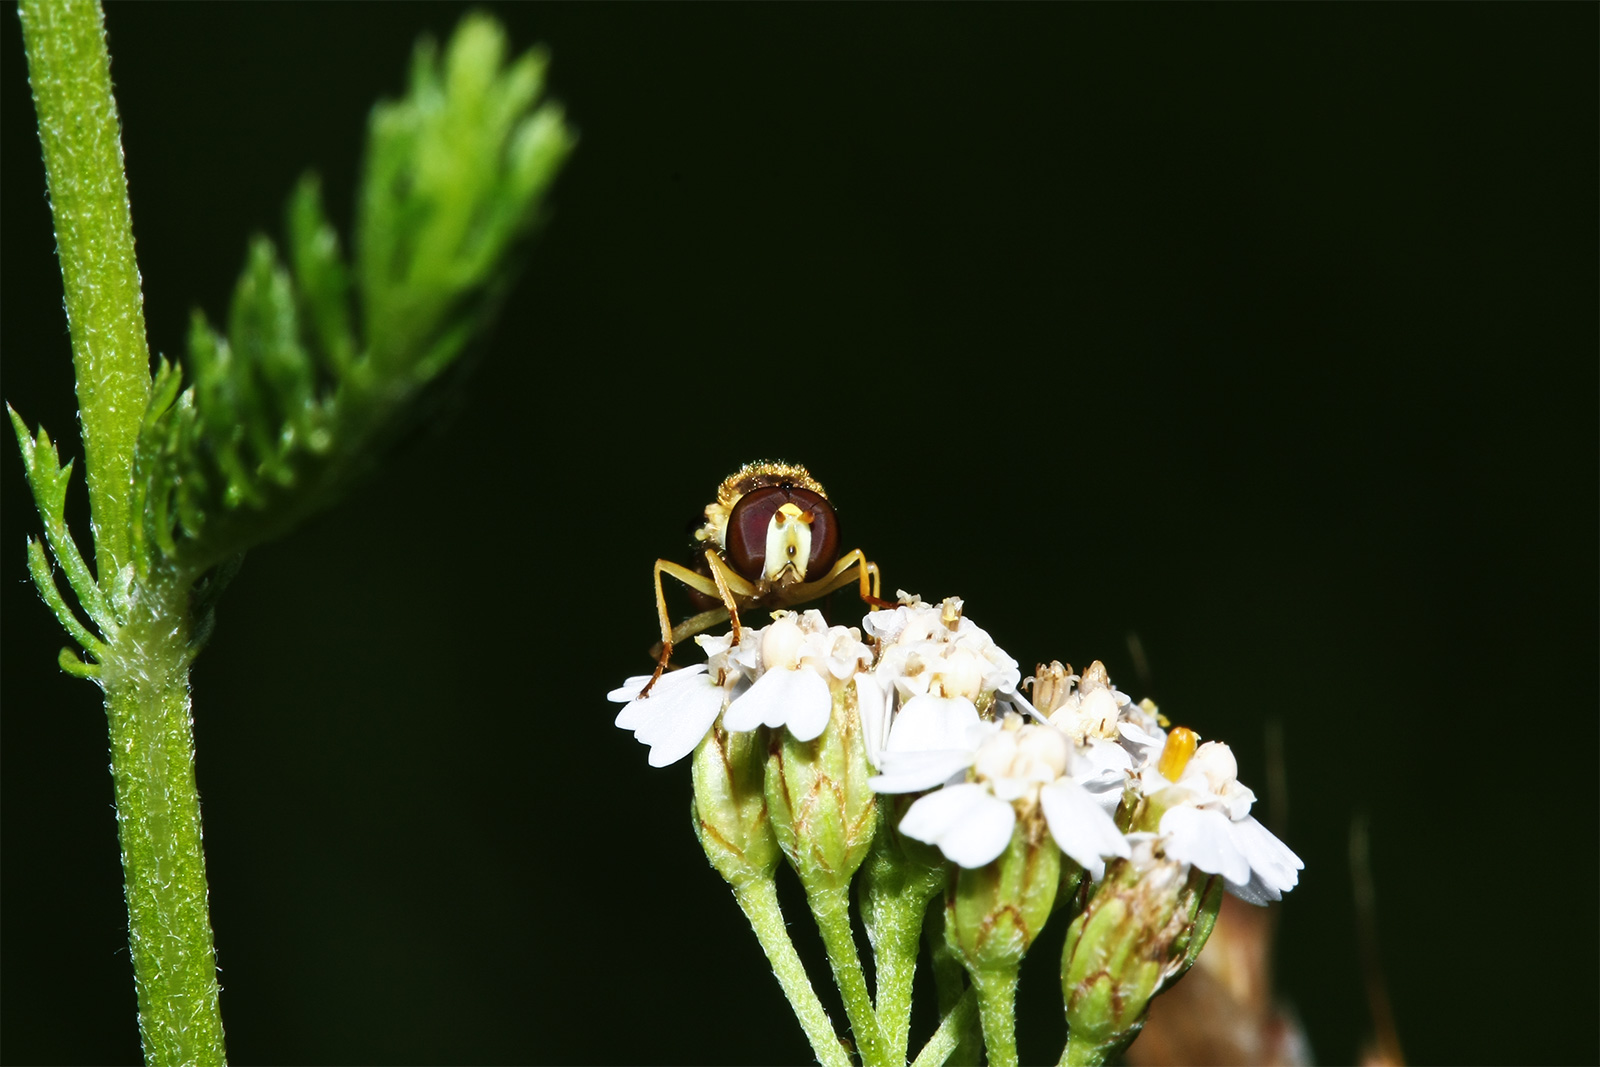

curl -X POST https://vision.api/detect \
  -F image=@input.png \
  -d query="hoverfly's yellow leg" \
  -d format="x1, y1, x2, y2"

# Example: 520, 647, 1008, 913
791, 549, 894, 609
703, 549, 765, 644
643, 558, 727, 697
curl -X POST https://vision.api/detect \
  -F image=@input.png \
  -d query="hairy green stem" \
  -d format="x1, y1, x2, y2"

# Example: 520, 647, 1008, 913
925, 902, 981, 1067
806, 883, 891, 1067
19, 3, 224, 1062
861, 880, 934, 1060
732, 879, 851, 1067
909, 988, 978, 1067
101, 571, 224, 1064
19, 0, 152, 581
970, 967, 1020, 1067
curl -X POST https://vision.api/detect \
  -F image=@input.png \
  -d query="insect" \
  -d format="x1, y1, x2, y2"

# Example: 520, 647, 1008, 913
640, 460, 889, 696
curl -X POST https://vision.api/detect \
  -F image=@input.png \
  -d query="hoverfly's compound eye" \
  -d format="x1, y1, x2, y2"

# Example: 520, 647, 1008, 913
726, 485, 841, 583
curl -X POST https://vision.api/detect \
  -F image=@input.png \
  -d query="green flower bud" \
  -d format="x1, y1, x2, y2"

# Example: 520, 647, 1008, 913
1060, 840, 1225, 1066
691, 722, 779, 888
764, 676, 878, 891
947, 812, 1062, 974
861, 793, 948, 913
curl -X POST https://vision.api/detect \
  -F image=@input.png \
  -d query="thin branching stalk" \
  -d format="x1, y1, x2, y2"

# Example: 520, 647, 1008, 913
910, 988, 978, 1067
971, 966, 1020, 1067
733, 879, 853, 1067
806, 883, 891, 1067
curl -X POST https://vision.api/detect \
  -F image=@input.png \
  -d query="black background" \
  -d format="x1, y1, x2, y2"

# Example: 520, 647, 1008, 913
3, 4, 1594, 1064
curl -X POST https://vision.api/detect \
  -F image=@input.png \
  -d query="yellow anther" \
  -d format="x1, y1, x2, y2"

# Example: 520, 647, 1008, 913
1158, 726, 1199, 781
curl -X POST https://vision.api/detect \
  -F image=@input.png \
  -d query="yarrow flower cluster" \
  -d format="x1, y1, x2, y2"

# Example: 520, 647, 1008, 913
610, 593, 1301, 901
609, 590, 1304, 1067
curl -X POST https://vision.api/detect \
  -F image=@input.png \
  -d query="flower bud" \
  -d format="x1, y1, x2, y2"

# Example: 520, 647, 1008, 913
947, 813, 1062, 974
861, 794, 948, 917
691, 723, 779, 888
1060, 838, 1225, 1065
765, 676, 878, 891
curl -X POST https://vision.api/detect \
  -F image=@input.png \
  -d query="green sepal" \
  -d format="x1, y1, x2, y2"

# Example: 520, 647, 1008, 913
764, 682, 879, 892
1060, 855, 1223, 1066
947, 814, 1061, 975
860, 796, 948, 939
692, 723, 779, 889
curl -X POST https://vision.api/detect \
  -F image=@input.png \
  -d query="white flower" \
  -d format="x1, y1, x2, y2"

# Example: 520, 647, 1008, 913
873, 710, 1132, 876
608, 633, 747, 767
868, 694, 994, 793
1039, 660, 1140, 744
866, 597, 1022, 704
722, 610, 873, 742
1140, 738, 1304, 904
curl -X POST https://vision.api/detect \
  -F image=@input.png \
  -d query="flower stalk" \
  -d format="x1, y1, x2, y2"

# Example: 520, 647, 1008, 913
732, 878, 853, 1067
858, 804, 947, 1061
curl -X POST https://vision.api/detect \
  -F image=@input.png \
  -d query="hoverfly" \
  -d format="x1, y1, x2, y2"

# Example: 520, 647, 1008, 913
640, 460, 890, 696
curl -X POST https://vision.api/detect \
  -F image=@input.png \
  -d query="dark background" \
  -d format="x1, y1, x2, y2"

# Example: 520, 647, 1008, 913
3, 4, 1594, 1064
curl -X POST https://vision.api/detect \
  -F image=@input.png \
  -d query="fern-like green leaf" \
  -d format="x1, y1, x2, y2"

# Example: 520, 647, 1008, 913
9, 405, 112, 633
136, 13, 573, 578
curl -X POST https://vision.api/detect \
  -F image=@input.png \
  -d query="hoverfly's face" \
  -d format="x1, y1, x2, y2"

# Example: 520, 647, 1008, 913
725, 485, 841, 586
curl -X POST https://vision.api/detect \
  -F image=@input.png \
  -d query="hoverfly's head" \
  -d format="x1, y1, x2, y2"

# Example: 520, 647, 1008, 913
722, 478, 841, 587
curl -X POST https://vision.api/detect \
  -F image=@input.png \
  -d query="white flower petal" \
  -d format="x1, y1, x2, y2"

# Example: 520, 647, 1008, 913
1227, 815, 1303, 895
612, 665, 708, 728
1223, 874, 1280, 906
1040, 778, 1131, 881
1119, 722, 1160, 746
1160, 806, 1250, 886
610, 665, 724, 767
1078, 737, 1134, 779
724, 667, 832, 740
869, 749, 977, 793
900, 783, 1016, 868
884, 695, 981, 753
855, 673, 890, 769
784, 677, 835, 741
607, 675, 654, 703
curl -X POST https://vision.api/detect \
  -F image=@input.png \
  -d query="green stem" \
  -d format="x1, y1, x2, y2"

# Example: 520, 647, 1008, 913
19, 3, 224, 1063
18, 0, 153, 581
100, 571, 225, 1064
862, 882, 932, 1060
970, 966, 1020, 1067
732, 879, 851, 1067
910, 988, 978, 1067
926, 902, 981, 1067
806, 883, 891, 1067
